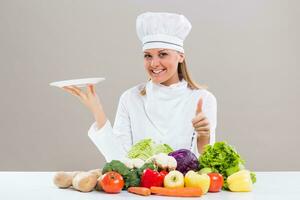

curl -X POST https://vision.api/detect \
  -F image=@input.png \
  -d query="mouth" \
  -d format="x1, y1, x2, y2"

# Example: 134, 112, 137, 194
151, 69, 166, 77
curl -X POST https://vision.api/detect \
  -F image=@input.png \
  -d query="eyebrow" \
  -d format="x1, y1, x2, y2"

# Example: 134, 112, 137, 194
144, 49, 168, 54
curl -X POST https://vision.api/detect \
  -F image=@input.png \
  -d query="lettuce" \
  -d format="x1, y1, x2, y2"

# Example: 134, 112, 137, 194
127, 139, 173, 160
199, 141, 256, 190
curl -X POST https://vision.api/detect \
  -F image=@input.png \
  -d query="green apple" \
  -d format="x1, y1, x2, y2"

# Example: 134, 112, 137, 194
184, 170, 210, 194
163, 170, 184, 188
199, 167, 213, 174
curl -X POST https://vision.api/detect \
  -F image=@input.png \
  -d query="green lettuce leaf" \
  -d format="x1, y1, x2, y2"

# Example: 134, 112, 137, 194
199, 141, 256, 190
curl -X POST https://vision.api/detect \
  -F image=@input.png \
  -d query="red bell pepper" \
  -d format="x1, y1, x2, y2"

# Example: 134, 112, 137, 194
140, 168, 165, 188
159, 170, 168, 179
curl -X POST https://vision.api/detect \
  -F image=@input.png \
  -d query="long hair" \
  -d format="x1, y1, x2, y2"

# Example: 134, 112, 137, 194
140, 60, 207, 95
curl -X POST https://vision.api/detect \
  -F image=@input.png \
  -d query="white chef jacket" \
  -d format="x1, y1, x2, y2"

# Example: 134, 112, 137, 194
88, 80, 217, 162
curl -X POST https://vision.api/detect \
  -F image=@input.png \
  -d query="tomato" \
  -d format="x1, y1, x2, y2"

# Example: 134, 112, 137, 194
101, 171, 124, 193
208, 173, 224, 192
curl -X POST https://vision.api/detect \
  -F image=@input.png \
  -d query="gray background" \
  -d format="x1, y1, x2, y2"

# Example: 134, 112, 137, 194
0, 0, 299, 171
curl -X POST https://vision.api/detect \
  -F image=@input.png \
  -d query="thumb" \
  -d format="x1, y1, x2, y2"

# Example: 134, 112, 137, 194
196, 98, 203, 115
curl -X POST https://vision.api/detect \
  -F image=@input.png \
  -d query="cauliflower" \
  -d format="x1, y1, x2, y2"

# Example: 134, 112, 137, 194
122, 158, 145, 169
146, 153, 177, 171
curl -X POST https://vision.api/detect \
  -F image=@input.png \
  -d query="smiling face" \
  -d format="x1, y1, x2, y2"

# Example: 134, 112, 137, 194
144, 48, 185, 86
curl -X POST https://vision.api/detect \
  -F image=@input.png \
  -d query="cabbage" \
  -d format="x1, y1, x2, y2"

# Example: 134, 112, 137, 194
127, 139, 153, 160
153, 144, 173, 155
168, 149, 199, 175
127, 139, 173, 160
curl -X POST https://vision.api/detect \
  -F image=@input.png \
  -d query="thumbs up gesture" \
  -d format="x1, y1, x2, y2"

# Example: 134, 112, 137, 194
192, 98, 210, 137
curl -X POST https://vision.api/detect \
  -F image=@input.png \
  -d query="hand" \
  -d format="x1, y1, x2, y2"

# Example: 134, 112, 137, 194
192, 98, 210, 137
62, 85, 103, 115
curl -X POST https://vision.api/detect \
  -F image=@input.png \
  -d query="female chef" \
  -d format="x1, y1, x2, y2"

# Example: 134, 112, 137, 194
63, 12, 217, 162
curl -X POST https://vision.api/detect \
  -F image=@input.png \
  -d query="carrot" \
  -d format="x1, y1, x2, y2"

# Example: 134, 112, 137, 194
128, 187, 151, 196
150, 187, 203, 197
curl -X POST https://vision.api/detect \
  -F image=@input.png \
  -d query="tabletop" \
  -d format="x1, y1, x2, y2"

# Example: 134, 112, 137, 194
1, 171, 299, 200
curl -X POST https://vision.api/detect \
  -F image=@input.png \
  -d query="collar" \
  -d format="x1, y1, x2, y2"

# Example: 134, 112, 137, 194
146, 79, 189, 100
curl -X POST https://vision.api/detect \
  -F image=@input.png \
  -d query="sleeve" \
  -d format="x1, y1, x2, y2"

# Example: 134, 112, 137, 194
88, 92, 133, 162
191, 91, 217, 157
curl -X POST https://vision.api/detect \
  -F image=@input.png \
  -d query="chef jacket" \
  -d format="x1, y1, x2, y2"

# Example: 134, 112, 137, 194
88, 80, 217, 162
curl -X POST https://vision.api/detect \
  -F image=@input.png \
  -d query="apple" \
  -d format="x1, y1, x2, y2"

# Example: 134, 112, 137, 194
199, 167, 213, 174
184, 170, 210, 194
163, 170, 184, 188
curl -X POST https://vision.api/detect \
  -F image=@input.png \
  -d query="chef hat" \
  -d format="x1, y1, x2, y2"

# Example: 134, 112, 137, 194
136, 12, 192, 53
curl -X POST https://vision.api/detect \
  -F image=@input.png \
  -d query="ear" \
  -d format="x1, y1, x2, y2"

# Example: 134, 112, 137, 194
178, 53, 185, 63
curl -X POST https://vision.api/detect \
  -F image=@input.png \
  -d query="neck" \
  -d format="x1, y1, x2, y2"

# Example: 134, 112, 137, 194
160, 73, 180, 86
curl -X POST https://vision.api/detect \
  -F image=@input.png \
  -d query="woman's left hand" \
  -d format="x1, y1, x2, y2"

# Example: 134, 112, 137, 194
192, 98, 210, 137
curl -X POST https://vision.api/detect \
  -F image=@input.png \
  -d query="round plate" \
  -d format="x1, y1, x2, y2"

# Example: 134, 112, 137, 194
49, 77, 105, 88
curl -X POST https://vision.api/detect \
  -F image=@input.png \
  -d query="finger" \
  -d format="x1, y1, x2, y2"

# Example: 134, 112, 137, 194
87, 84, 95, 96
68, 86, 86, 99
196, 98, 203, 115
192, 113, 205, 124
69, 85, 82, 93
195, 126, 210, 132
90, 85, 96, 95
63, 87, 88, 105
197, 130, 210, 137
63, 87, 80, 97
63, 86, 79, 95
193, 119, 209, 128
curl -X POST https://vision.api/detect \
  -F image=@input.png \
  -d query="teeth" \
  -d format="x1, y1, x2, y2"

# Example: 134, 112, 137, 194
153, 69, 164, 74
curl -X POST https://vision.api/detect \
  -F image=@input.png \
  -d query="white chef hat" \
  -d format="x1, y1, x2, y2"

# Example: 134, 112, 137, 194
136, 12, 192, 53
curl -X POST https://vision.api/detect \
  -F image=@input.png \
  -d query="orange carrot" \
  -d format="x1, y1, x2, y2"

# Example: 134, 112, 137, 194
150, 187, 203, 197
128, 187, 151, 196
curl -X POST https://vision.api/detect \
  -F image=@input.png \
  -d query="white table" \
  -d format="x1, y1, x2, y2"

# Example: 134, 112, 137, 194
0, 172, 299, 200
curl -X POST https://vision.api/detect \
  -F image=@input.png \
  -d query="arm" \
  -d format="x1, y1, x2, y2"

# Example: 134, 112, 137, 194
88, 92, 133, 161
193, 92, 217, 154
62, 85, 132, 161
63, 84, 108, 129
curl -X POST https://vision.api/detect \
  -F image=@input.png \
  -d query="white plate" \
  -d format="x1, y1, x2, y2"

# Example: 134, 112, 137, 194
49, 77, 105, 88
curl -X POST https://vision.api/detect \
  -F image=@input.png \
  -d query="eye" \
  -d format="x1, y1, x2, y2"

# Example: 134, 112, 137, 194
159, 52, 168, 58
144, 54, 152, 59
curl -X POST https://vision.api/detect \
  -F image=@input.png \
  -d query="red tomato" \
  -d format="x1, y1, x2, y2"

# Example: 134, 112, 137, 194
101, 171, 124, 193
208, 173, 224, 192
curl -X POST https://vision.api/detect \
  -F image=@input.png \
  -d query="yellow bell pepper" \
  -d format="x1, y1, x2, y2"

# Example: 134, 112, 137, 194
227, 170, 253, 192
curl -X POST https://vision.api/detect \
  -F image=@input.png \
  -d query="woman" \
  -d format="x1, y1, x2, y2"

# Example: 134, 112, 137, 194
63, 12, 217, 162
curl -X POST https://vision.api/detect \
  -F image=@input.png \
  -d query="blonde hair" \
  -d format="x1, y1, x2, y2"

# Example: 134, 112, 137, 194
140, 60, 207, 95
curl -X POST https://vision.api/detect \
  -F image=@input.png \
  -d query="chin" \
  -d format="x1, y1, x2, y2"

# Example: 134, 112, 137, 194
150, 77, 166, 84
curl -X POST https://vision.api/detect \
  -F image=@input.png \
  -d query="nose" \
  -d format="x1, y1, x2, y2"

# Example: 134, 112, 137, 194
150, 56, 160, 68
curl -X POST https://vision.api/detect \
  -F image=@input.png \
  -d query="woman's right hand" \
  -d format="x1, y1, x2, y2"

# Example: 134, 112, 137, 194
62, 85, 107, 128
